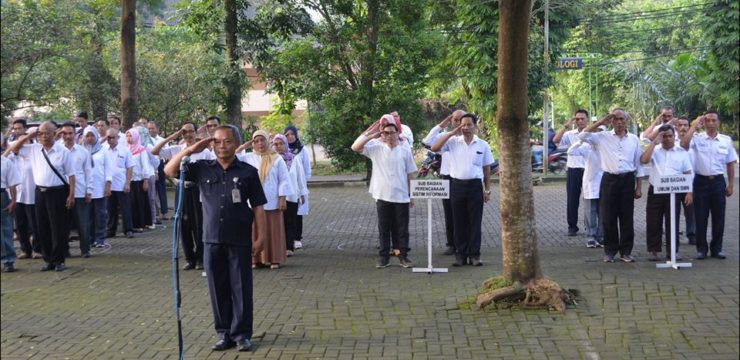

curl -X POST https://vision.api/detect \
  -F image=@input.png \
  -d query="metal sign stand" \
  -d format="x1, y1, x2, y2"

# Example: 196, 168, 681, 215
655, 175, 693, 270
410, 180, 449, 274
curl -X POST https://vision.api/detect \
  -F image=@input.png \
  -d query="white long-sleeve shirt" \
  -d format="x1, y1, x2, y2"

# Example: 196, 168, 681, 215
238, 152, 293, 211
66, 144, 93, 198
568, 141, 603, 200
579, 130, 644, 177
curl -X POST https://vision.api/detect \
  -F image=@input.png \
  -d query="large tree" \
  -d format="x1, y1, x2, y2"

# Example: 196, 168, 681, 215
476, 0, 569, 312
120, 0, 138, 128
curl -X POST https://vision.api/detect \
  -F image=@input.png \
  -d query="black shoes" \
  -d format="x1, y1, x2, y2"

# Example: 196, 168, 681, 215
469, 257, 482, 266
211, 339, 235, 351
125, 231, 134, 238
696, 252, 707, 260
183, 262, 195, 270
41, 263, 55, 272
399, 256, 413, 268
452, 255, 465, 267
376, 257, 390, 268
195, 262, 204, 270
3, 264, 15, 272
237, 339, 252, 351
55, 263, 66, 272
711, 252, 726, 259
567, 229, 578, 236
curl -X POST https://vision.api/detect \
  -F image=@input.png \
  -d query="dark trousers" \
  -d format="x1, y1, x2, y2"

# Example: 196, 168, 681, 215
646, 186, 684, 254
599, 173, 635, 257
376, 199, 410, 258
89, 197, 108, 245
693, 175, 727, 255
35, 187, 69, 264
284, 201, 299, 251
71, 199, 91, 254
204, 243, 253, 342
450, 178, 484, 258
156, 161, 168, 216
440, 175, 455, 248
107, 191, 133, 235
296, 215, 303, 241
130, 180, 152, 229
179, 187, 203, 265
15, 203, 40, 255
681, 201, 696, 239
566, 167, 584, 232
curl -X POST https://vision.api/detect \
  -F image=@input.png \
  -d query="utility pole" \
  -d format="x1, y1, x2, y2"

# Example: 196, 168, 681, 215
542, 0, 550, 175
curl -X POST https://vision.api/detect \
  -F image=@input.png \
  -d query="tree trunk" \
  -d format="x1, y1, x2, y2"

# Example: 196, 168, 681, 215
120, 0, 137, 129
88, 20, 111, 121
496, 0, 542, 282
224, 0, 242, 127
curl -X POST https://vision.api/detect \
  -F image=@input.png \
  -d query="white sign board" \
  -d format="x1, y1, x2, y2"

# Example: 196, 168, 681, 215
410, 180, 450, 199
653, 175, 693, 194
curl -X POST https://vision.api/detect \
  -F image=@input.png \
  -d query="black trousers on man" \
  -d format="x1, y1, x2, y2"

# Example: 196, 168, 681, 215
693, 175, 727, 256
204, 243, 253, 343
284, 201, 299, 251
107, 191, 133, 236
599, 172, 636, 257
646, 186, 685, 254
376, 199, 410, 259
34, 186, 69, 265
179, 186, 204, 266
566, 167, 585, 233
450, 178, 484, 260
15, 203, 40, 256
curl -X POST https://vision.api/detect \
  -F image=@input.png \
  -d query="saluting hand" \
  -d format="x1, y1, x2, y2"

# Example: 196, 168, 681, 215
186, 137, 214, 155
439, 115, 452, 129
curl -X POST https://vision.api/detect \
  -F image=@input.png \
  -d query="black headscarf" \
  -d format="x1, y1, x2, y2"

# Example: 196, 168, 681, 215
284, 125, 304, 155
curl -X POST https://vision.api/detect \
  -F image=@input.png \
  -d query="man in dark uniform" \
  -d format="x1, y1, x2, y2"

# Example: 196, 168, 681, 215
165, 125, 267, 352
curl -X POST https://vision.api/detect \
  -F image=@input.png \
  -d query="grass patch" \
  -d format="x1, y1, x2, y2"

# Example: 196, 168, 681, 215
311, 160, 365, 177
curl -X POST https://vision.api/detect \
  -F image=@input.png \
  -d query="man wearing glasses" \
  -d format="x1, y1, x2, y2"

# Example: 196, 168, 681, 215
152, 122, 216, 271
5, 121, 76, 272
352, 115, 417, 269
105, 128, 135, 239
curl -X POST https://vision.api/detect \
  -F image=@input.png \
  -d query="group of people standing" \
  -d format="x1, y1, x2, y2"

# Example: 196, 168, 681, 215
557, 106, 736, 262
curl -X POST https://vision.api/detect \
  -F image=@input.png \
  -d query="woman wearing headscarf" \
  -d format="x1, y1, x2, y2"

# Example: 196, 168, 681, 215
83, 128, 114, 247
238, 130, 293, 269
284, 125, 311, 249
125, 128, 154, 231
273, 134, 308, 257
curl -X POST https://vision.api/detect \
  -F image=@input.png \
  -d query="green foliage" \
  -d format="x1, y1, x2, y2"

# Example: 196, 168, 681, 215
259, 112, 293, 135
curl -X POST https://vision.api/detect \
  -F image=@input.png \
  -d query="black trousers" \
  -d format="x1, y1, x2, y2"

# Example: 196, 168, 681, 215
284, 201, 299, 251
376, 199, 410, 258
440, 175, 455, 248
450, 178, 484, 258
179, 186, 203, 265
296, 215, 303, 241
599, 173, 635, 257
35, 186, 69, 264
107, 191, 133, 235
15, 203, 40, 255
130, 180, 152, 229
566, 167, 584, 232
646, 186, 685, 254
204, 243, 253, 342
693, 175, 727, 255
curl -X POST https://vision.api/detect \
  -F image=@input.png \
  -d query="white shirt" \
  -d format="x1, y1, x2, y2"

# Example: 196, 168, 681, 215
66, 144, 93, 198
439, 135, 495, 180
107, 144, 134, 191
286, 159, 309, 203
559, 129, 586, 168
361, 141, 417, 203
17, 143, 74, 187
1, 155, 21, 190
130, 150, 154, 181
568, 141, 603, 200
646, 145, 693, 188
422, 125, 452, 175
89, 148, 114, 199
401, 124, 414, 149
6, 150, 36, 204
579, 130, 644, 176
687, 132, 738, 176
238, 152, 293, 211
291, 147, 311, 216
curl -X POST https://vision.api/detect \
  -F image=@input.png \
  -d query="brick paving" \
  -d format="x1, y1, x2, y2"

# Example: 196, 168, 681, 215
1, 178, 738, 359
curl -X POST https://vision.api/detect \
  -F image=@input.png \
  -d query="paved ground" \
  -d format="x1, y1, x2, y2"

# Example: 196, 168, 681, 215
2, 178, 738, 360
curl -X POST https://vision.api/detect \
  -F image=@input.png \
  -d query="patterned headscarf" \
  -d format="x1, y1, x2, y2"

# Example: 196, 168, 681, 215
284, 125, 304, 154
126, 128, 146, 156
137, 125, 155, 147
379, 114, 407, 145
252, 130, 279, 184
272, 134, 294, 169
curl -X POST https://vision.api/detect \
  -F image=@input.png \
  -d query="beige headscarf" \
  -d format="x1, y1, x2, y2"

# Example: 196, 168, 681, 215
252, 130, 280, 184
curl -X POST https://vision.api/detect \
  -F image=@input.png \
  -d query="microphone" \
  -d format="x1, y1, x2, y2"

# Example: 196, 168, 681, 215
180, 155, 190, 170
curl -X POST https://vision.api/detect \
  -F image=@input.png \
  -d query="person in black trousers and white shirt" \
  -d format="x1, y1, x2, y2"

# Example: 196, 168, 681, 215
431, 113, 494, 267
6, 121, 76, 272
553, 109, 589, 236
579, 109, 643, 263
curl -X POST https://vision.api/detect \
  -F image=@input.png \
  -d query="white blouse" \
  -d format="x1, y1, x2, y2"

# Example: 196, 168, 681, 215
238, 152, 293, 211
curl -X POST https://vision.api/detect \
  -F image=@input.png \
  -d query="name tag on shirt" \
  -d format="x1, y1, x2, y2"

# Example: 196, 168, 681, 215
232, 188, 241, 203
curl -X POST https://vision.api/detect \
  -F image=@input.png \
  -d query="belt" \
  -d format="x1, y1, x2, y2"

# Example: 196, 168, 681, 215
451, 178, 481, 185
37, 185, 66, 192
0, 188, 5, 192
439, 174, 452, 180
183, 181, 196, 189
604, 172, 633, 178
696, 174, 720, 180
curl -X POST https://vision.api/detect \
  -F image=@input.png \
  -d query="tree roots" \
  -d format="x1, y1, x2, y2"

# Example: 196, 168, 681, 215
475, 278, 574, 313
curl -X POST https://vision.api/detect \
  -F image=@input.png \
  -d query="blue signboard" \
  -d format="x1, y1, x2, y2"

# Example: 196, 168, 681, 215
556, 57, 583, 70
